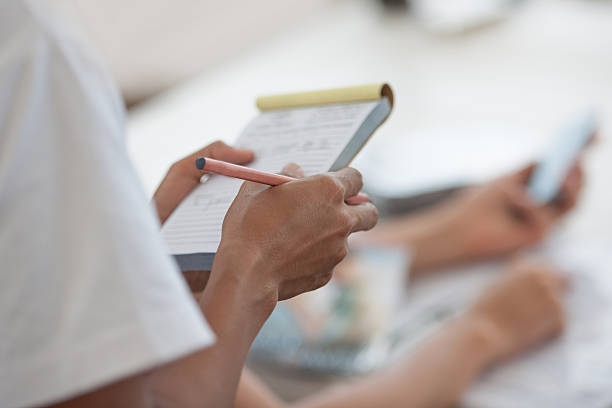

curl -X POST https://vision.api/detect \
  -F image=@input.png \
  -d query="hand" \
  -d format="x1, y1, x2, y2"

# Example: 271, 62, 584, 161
211, 163, 379, 302
359, 162, 584, 273
153, 141, 254, 224
452, 162, 583, 260
466, 261, 567, 363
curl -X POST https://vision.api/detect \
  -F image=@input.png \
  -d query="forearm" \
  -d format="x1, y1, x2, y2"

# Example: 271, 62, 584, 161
291, 315, 495, 408
151, 268, 275, 408
49, 271, 273, 408
235, 369, 285, 408
361, 204, 468, 277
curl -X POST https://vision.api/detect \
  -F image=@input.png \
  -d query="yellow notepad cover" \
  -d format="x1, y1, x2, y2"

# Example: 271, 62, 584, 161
256, 83, 394, 111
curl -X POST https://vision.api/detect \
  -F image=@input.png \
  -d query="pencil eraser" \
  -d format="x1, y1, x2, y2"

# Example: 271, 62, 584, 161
195, 157, 206, 170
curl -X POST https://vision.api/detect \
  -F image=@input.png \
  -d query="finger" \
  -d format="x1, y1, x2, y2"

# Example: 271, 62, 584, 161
505, 185, 553, 230
279, 272, 334, 300
554, 162, 583, 212
280, 162, 304, 179
184, 141, 255, 181
517, 260, 569, 295
345, 193, 370, 205
564, 162, 583, 189
540, 289, 566, 339
330, 167, 364, 199
206, 141, 254, 164
586, 130, 598, 147
509, 256, 554, 277
236, 180, 267, 198
573, 162, 584, 184
511, 163, 537, 184
547, 264, 570, 292
506, 184, 536, 214
509, 254, 534, 271
346, 202, 379, 233
191, 141, 254, 166
556, 273, 570, 293
554, 181, 577, 213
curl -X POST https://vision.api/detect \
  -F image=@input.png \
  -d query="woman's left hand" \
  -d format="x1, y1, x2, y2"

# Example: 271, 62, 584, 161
153, 141, 254, 224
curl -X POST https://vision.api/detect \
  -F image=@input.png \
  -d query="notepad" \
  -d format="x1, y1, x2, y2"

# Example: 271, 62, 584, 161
162, 84, 394, 271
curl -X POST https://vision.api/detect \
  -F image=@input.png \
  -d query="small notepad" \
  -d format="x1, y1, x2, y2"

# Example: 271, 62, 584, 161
162, 84, 394, 271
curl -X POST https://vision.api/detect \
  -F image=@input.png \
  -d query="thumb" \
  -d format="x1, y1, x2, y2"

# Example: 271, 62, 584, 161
512, 163, 537, 185
505, 184, 553, 231
280, 162, 304, 179
553, 272, 570, 294
181, 141, 254, 182
202, 140, 254, 165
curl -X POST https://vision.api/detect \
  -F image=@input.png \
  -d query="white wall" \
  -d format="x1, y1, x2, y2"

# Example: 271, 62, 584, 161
69, 0, 332, 104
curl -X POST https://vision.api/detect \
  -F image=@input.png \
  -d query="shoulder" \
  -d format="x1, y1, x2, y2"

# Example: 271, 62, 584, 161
0, 0, 125, 144
0, 1, 61, 57
0, 0, 81, 46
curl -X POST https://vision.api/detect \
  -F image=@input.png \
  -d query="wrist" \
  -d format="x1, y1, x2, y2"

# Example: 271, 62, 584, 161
198, 271, 276, 352
458, 311, 507, 367
203, 247, 278, 327
406, 206, 469, 274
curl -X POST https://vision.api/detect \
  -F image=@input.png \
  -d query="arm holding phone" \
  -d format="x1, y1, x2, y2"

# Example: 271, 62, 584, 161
361, 113, 596, 275
363, 161, 583, 275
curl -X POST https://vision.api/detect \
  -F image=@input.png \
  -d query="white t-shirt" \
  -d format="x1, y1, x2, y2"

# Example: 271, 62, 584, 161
0, 1, 215, 407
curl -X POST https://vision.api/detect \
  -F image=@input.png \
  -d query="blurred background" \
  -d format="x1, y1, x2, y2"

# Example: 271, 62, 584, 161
67, 0, 612, 406
96, 0, 612, 244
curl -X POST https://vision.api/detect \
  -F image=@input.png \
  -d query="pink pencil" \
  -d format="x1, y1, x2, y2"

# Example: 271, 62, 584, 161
195, 157, 370, 205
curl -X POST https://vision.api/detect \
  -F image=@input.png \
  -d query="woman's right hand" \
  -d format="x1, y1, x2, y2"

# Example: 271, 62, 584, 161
467, 261, 567, 364
211, 164, 379, 303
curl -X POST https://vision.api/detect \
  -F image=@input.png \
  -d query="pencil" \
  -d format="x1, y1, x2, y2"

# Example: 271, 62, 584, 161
195, 157, 370, 205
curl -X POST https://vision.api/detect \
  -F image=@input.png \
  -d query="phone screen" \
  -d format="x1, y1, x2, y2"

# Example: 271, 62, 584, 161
527, 112, 597, 204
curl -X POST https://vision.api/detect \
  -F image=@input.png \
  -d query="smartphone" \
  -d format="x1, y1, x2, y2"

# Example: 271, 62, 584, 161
527, 112, 598, 204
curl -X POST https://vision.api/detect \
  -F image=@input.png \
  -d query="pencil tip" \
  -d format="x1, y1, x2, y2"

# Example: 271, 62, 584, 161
195, 157, 206, 170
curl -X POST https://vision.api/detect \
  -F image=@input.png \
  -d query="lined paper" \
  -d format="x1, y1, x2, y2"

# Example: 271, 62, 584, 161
162, 101, 379, 255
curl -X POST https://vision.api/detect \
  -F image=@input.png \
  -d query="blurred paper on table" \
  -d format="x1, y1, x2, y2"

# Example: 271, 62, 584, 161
355, 124, 546, 198
250, 247, 408, 374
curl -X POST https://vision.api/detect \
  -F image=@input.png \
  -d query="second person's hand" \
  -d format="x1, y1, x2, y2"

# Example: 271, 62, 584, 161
450, 162, 583, 261
465, 260, 567, 364
358, 162, 583, 274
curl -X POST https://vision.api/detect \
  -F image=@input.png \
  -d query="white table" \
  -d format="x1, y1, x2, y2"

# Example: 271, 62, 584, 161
127, 0, 612, 401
